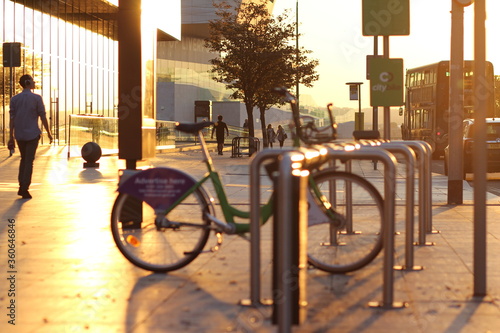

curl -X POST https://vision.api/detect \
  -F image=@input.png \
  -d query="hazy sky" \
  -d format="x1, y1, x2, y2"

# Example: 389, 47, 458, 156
273, 0, 500, 109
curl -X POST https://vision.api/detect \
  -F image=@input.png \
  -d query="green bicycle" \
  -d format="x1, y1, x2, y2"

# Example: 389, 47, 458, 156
111, 90, 384, 273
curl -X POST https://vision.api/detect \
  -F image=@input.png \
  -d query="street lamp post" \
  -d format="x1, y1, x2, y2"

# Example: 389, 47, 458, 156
448, 0, 466, 205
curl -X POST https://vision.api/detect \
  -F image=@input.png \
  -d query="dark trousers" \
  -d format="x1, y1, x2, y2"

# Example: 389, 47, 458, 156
216, 137, 224, 154
17, 136, 40, 192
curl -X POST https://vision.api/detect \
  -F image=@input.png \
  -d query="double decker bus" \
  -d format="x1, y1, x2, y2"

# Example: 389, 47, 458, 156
401, 60, 496, 158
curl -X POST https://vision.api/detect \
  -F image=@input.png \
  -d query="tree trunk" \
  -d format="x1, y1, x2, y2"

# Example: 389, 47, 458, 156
245, 103, 257, 155
260, 107, 268, 147
245, 103, 254, 138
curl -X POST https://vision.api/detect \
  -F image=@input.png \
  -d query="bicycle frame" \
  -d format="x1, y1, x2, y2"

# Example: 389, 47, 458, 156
162, 90, 339, 235
162, 130, 275, 235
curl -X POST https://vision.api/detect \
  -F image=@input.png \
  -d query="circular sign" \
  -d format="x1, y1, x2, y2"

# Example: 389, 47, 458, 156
454, 0, 473, 6
379, 72, 393, 83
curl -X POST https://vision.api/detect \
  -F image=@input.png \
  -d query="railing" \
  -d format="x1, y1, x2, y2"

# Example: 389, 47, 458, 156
177, 124, 247, 145
68, 115, 118, 157
67, 115, 247, 157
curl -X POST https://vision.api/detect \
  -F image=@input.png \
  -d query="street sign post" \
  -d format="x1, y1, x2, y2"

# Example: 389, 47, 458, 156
362, 0, 410, 36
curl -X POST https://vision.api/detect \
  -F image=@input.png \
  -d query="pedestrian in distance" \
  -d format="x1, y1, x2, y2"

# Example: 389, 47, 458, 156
8, 74, 53, 199
242, 118, 249, 137
266, 123, 276, 148
276, 124, 287, 148
211, 114, 229, 155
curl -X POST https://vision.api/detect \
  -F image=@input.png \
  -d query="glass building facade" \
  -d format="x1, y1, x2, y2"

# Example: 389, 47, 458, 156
1, 0, 119, 146
1, 0, 283, 146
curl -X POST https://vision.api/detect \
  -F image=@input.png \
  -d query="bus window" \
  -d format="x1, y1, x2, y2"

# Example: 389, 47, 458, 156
415, 109, 422, 128
407, 72, 414, 87
486, 124, 500, 139
466, 123, 474, 138
422, 110, 430, 128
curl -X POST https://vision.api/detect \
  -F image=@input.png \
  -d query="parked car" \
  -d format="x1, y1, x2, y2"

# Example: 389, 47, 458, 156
444, 118, 500, 178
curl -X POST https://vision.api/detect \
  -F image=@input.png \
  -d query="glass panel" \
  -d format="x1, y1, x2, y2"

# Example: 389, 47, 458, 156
1, 0, 118, 146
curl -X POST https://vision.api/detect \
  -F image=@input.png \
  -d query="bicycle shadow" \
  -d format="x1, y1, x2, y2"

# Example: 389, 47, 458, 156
124, 272, 265, 332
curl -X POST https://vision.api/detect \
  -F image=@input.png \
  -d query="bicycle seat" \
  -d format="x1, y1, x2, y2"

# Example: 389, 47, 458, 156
176, 121, 214, 134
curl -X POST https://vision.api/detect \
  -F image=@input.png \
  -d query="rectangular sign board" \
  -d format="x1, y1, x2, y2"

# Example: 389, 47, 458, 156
369, 58, 404, 107
349, 84, 359, 100
362, 0, 410, 36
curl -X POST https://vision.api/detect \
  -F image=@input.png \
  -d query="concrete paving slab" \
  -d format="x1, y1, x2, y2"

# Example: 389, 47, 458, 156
0, 144, 499, 332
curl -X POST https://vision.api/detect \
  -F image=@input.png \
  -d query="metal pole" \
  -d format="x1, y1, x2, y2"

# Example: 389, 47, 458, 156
383, 36, 391, 140
248, 151, 274, 305
276, 153, 293, 332
328, 159, 339, 245
295, 0, 299, 109
373, 36, 379, 133
373, 37, 379, 170
473, 0, 487, 297
358, 84, 364, 131
421, 141, 434, 234
448, 1, 465, 204
8, 67, 13, 144
345, 160, 354, 234
247, 150, 288, 306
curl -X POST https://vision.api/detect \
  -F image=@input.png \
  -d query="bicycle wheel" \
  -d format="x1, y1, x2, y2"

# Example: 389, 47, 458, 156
111, 187, 212, 272
307, 170, 384, 273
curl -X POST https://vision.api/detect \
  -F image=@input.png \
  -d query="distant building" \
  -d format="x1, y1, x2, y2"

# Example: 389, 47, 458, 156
0, 0, 180, 146
157, 0, 278, 128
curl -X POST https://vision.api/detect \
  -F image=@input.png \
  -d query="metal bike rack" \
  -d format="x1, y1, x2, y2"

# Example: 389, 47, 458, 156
393, 140, 436, 244
325, 141, 421, 271
231, 136, 260, 158
418, 141, 434, 235
246, 144, 405, 309
321, 145, 406, 308
380, 141, 425, 271
246, 149, 283, 307
245, 148, 324, 305
244, 148, 325, 331
354, 140, 435, 267
273, 152, 309, 331
351, 139, 436, 247
377, 142, 421, 271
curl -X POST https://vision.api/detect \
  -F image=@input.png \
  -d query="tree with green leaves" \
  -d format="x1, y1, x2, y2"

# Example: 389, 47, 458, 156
205, 0, 318, 145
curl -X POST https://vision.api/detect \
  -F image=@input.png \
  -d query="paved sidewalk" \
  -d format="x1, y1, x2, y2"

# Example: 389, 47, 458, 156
0, 144, 499, 332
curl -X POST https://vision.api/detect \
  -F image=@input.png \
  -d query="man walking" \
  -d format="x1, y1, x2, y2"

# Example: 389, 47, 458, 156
8, 74, 53, 199
211, 114, 229, 155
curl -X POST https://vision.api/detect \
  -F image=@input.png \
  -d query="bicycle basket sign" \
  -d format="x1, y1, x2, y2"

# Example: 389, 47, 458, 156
118, 167, 196, 210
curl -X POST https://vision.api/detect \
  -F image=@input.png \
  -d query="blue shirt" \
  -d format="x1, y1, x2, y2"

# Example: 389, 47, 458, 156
10, 89, 47, 141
